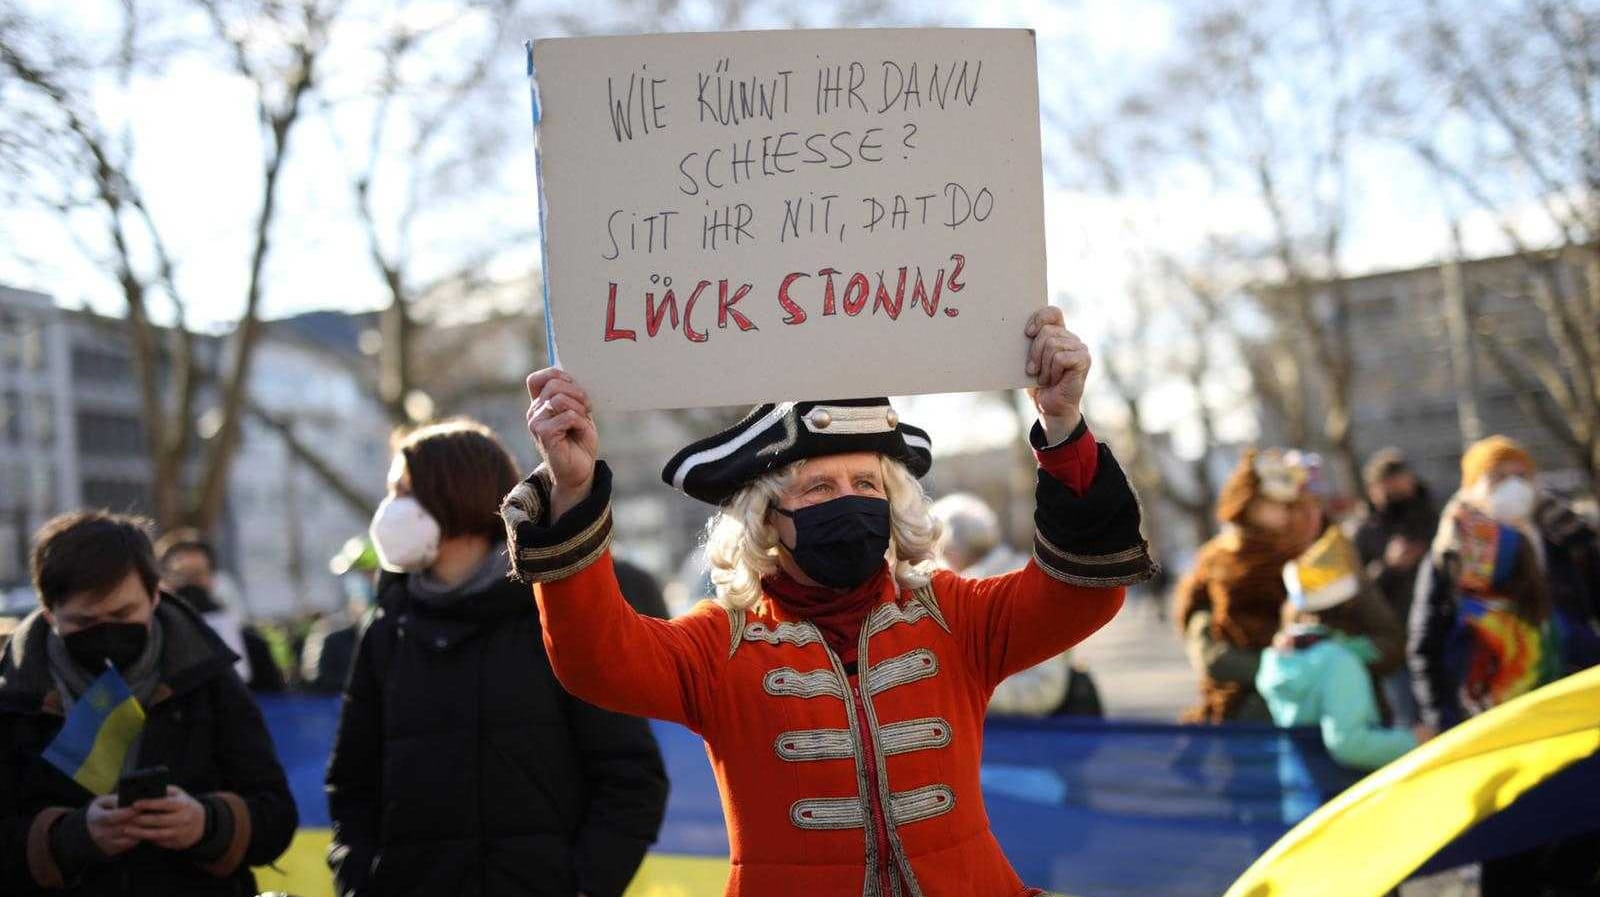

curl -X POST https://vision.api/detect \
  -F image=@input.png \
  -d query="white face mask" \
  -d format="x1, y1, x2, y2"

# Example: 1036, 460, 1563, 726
370, 495, 441, 572
1482, 476, 1537, 524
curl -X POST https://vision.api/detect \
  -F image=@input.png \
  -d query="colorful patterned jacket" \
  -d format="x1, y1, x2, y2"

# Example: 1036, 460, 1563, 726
502, 425, 1154, 897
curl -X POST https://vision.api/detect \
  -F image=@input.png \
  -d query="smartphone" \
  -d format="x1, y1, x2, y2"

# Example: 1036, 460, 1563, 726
116, 765, 170, 807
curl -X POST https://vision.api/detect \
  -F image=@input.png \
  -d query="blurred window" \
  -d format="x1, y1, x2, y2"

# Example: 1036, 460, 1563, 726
81, 478, 149, 514
75, 410, 144, 458
0, 515, 20, 585
30, 395, 52, 445
29, 465, 52, 510
0, 391, 19, 445
0, 462, 14, 510
0, 311, 14, 370
71, 345, 130, 383
19, 325, 44, 372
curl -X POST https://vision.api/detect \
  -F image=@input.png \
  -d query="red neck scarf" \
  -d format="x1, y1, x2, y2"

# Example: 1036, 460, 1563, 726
761, 564, 890, 667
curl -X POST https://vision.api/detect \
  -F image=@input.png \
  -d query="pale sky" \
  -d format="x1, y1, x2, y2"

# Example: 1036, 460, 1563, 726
0, 0, 1538, 456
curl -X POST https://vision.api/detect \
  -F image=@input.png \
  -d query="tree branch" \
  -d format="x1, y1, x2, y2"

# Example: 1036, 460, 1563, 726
244, 399, 381, 518
196, 1, 332, 528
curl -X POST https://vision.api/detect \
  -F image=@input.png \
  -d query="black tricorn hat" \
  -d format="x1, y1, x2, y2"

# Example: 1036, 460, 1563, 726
661, 398, 933, 506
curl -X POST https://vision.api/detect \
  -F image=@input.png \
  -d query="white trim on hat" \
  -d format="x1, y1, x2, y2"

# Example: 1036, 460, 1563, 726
670, 403, 794, 491
1283, 562, 1360, 612
903, 433, 931, 453
802, 404, 898, 435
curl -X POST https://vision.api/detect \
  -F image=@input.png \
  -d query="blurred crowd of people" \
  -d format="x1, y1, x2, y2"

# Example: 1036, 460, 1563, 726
2, 404, 1596, 896
1, 418, 678, 897
1171, 435, 1600, 897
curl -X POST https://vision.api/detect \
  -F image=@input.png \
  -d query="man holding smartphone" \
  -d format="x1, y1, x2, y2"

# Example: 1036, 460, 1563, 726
0, 511, 296, 895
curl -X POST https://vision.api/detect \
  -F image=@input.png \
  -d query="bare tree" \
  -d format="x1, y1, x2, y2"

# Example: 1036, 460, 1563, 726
1083, 251, 1245, 544
0, 0, 340, 531
1390, 0, 1599, 486
1106, 0, 1376, 490
317, 0, 535, 426
1044, 96, 1258, 547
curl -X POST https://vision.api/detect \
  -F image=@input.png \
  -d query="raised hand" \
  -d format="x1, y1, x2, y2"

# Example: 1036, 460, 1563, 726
525, 368, 600, 518
1023, 305, 1089, 442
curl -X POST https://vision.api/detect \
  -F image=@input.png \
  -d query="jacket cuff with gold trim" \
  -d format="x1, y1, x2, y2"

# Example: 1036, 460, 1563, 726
1030, 422, 1156, 587
502, 461, 614, 582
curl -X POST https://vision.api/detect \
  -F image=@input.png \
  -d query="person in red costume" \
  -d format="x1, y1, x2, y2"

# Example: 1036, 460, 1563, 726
502, 306, 1155, 897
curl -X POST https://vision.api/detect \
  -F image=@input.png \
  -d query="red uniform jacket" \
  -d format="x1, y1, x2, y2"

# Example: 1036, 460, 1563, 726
504, 426, 1153, 897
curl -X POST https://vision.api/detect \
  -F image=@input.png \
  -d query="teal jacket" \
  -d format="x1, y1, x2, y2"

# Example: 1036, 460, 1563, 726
1256, 626, 1417, 771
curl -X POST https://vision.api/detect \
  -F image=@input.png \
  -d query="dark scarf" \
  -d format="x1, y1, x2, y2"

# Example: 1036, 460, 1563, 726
407, 545, 512, 610
1282, 622, 1333, 652
761, 564, 891, 668
1373, 486, 1438, 541
45, 617, 165, 710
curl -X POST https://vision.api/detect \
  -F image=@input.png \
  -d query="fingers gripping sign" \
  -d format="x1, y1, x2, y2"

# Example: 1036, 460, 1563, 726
1023, 305, 1090, 442
525, 368, 600, 519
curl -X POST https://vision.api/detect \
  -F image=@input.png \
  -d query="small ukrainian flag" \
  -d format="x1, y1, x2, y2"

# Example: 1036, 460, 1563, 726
42, 666, 146, 795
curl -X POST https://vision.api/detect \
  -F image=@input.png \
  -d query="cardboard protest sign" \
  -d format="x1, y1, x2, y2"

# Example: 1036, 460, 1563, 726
529, 28, 1045, 410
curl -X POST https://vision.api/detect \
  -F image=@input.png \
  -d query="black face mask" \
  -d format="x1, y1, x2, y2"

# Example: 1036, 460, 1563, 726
173, 583, 222, 614
1378, 492, 1417, 519
776, 495, 892, 589
62, 622, 149, 673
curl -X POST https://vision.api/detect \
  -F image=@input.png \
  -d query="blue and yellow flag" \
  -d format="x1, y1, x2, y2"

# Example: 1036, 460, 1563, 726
1224, 665, 1600, 897
42, 666, 146, 795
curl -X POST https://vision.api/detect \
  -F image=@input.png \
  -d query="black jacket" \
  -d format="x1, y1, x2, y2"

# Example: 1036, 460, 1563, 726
0, 599, 297, 896
1354, 486, 1439, 621
1409, 497, 1600, 729
302, 622, 360, 695
325, 556, 668, 897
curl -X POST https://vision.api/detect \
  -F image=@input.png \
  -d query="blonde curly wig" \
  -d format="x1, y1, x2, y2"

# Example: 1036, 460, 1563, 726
703, 455, 942, 610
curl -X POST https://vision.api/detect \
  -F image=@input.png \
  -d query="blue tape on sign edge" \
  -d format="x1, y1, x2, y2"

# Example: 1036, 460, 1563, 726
526, 40, 558, 368
525, 41, 541, 124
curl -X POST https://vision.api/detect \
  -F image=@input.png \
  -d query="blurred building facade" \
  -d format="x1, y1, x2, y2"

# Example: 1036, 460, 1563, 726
7, 279, 1094, 614
231, 315, 392, 616
0, 285, 228, 605
238, 290, 715, 614
0, 286, 76, 605
1257, 250, 1593, 498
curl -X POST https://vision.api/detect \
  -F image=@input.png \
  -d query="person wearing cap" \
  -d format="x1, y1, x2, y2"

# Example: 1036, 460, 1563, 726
1352, 448, 1439, 726
1257, 529, 1432, 771
1353, 449, 1439, 620
504, 306, 1154, 896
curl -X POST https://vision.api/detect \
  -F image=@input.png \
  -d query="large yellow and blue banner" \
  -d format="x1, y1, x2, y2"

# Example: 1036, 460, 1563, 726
253, 687, 1600, 897
42, 666, 145, 796
1226, 665, 1600, 897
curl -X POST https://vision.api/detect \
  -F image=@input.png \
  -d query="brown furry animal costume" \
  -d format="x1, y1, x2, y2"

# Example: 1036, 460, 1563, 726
1175, 450, 1319, 722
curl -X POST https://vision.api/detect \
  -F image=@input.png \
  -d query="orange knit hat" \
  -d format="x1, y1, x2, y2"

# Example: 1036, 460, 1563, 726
1460, 435, 1536, 489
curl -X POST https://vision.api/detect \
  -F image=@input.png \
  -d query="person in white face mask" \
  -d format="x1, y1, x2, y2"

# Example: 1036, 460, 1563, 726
1409, 434, 1600, 897
326, 418, 667, 897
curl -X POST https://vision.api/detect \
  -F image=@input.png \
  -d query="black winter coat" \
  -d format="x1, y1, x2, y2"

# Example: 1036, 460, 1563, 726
325, 562, 668, 897
0, 599, 297, 896
1409, 497, 1600, 729
1354, 487, 1439, 622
